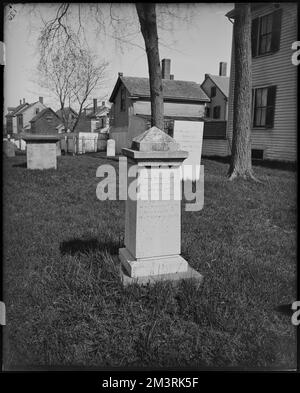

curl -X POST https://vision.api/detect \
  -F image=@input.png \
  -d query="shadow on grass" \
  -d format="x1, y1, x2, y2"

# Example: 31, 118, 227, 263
12, 162, 27, 168
274, 303, 294, 317
60, 237, 121, 256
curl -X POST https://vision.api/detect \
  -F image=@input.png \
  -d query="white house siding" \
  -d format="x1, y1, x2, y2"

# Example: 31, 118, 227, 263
202, 140, 230, 157
201, 78, 228, 120
227, 3, 297, 162
133, 100, 205, 118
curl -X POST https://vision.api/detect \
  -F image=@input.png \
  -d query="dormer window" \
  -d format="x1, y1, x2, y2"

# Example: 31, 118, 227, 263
211, 86, 216, 98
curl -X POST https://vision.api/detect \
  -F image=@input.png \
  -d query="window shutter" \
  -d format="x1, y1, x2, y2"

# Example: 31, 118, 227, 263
266, 85, 277, 128
270, 9, 282, 53
251, 17, 259, 57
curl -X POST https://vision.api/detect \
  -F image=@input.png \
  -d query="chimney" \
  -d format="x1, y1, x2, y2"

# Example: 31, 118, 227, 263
118, 72, 123, 77
23, 98, 25, 104
205, 73, 209, 79
19, 99, 22, 105
170, 74, 174, 80
93, 98, 97, 114
162, 58, 171, 79
219, 62, 227, 77
39, 96, 43, 104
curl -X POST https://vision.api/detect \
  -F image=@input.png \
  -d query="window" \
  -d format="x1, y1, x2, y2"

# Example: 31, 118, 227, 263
36, 108, 40, 115
205, 107, 210, 118
213, 106, 221, 119
211, 86, 216, 98
252, 9, 282, 57
120, 87, 126, 111
252, 86, 276, 128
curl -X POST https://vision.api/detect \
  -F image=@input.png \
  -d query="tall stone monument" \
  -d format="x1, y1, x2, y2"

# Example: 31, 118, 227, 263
22, 134, 61, 170
119, 126, 203, 286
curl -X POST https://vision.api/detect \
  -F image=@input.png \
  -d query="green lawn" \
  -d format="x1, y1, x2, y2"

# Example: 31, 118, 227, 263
3, 153, 297, 369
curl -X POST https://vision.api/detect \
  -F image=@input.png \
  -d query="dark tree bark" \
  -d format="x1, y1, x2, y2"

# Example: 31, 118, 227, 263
136, 3, 164, 130
228, 3, 257, 181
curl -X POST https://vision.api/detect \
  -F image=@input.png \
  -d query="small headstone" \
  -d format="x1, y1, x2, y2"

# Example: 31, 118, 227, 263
3, 140, 15, 157
173, 120, 204, 181
107, 139, 115, 157
119, 126, 203, 286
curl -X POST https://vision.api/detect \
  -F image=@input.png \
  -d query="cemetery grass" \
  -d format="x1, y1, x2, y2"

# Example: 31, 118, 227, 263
3, 154, 296, 369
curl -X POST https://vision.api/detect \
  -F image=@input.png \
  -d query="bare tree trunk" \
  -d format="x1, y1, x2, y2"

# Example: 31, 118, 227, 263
136, 3, 164, 130
228, 3, 257, 181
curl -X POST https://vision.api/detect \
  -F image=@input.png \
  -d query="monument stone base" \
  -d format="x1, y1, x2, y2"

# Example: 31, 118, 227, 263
120, 262, 203, 287
119, 247, 188, 278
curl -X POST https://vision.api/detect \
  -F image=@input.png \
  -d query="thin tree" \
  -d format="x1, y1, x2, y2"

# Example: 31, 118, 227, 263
228, 3, 257, 181
38, 8, 108, 132
136, 3, 164, 130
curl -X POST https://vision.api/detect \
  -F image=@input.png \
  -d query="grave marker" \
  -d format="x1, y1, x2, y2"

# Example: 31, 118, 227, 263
119, 126, 203, 286
107, 139, 116, 157
22, 134, 60, 169
173, 120, 204, 181
3, 140, 15, 157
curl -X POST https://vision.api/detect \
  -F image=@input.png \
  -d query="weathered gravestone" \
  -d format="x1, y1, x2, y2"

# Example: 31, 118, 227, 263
173, 120, 204, 181
22, 134, 61, 169
3, 140, 15, 157
119, 126, 203, 286
107, 139, 116, 157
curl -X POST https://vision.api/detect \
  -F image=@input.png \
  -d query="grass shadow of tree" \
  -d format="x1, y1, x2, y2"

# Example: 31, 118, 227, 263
12, 162, 27, 168
60, 237, 122, 256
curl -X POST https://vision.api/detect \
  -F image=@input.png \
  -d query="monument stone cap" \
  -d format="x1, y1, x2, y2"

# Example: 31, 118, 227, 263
122, 126, 188, 161
21, 134, 61, 143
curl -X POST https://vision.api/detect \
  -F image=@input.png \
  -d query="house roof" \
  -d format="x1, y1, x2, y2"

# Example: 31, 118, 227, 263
109, 76, 210, 103
5, 103, 29, 117
56, 107, 78, 118
16, 101, 44, 115
30, 108, 60, 123
204, 74, 230, 98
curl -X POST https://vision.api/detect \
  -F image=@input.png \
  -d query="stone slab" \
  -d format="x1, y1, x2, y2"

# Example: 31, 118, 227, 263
119, 247, 188, 277
173, 120, 204, 181
120, 263, 204, 287
21, 134, 61, 142
26, 142, 57, 170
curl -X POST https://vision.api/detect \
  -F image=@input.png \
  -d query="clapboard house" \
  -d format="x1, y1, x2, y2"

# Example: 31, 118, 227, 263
109, 59, 210, 153
226, 3, 297, 162
201, 62, 231, 157
5, 100, 28, 135
29, 108, 62, 134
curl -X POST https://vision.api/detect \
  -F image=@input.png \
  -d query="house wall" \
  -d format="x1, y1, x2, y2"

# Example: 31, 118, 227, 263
23, 102, 46, 129
12, 116, 18, 134
30, 111, 61, 134
6, 116, 13, 134
227, 3, 297, 162
112, 86, 129, 127
133, 100, 205, 118
201, 78, 228, 120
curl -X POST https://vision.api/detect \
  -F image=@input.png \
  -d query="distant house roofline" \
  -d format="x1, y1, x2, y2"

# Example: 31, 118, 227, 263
201, 74, 229, 99
109, 75, 210, 103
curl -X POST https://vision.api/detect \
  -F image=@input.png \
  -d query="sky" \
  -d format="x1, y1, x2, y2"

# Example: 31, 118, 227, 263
3, 3, 233, 114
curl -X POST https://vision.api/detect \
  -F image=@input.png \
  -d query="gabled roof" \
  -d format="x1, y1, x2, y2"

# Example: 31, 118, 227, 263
109, 76, 210, 103
202, 74, 229, 98
56, 107, 78, 118
30, 107, 60, 123
16, 101, 44, 115
6, 103, 29, 117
